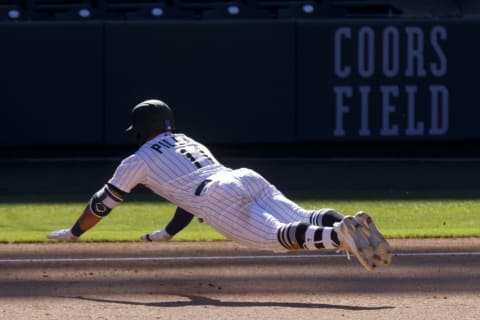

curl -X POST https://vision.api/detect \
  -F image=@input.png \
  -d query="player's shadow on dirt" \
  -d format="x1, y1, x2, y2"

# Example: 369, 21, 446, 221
74, 295, 394, 311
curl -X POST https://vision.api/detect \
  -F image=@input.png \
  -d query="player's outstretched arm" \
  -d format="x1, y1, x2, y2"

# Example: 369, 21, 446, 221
141, 207, 194, 241
47, 205, 102, 241
47, 184, 124, 241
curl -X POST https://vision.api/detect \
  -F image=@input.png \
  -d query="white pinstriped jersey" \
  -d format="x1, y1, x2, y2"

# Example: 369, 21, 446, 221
108, 132, 315, 251
108, 132, 228, 214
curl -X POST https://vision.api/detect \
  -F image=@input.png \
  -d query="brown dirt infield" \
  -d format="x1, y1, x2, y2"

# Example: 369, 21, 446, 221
1, 238, 479, 320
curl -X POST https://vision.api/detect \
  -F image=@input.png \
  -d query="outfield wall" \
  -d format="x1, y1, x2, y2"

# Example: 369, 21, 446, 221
0, 19, 478, 146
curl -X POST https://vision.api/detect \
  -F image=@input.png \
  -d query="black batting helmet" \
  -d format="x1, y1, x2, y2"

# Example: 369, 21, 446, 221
126, 99, 175, 144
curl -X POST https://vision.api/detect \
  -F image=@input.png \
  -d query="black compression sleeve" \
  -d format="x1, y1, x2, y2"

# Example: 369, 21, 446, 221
164, 207, 194, 236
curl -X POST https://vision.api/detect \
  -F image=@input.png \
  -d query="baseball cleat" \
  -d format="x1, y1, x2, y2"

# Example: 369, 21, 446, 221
334, 216, 377, 271
353, 211, 392, 267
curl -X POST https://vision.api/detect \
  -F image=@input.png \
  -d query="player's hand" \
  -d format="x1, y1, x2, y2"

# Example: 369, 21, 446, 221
47, 228, 78, 241
141, 228, 172, 241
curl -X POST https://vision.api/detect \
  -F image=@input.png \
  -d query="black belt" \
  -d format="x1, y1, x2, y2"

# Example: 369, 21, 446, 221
194, 179, 212, 196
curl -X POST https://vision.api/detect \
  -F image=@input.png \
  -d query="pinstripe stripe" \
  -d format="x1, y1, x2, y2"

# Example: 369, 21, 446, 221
196, 169, 299, 250
257, 191, 310, 224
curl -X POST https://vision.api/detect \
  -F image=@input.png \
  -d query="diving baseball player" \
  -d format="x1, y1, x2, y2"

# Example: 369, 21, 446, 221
48, 99, 392, 271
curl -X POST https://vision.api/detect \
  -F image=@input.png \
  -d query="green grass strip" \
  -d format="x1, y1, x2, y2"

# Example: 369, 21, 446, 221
0, 199, 479, 243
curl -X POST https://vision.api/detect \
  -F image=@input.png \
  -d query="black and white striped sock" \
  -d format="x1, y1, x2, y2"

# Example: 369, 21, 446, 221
277, 223, 340, 250
310, 209, 344, 227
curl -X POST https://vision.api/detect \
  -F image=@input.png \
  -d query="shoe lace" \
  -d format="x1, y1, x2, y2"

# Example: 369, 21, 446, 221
336, 243, 351, 261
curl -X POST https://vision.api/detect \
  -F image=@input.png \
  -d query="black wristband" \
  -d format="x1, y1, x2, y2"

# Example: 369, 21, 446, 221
70, 222, 85, 238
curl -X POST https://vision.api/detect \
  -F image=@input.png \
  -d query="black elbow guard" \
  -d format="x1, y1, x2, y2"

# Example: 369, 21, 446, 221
89, 194, 112, 217
89, 185, 123, 218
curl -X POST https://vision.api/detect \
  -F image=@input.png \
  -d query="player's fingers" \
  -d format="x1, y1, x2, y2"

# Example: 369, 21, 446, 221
141, 229, 172, 241
47, 229, 76, 241
47, 230, 61, 239
140, 234, 152, 241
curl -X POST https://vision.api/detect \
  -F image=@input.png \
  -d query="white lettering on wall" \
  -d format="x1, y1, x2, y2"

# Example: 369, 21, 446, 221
332, 25, 448, 138
359, 86, 371, 136
380, 85, 399, 136
334, 27, 351, 78
405, 85, 424, 136
429, 85, 449, 135
430, 26, 447, 77
332, 85, 449, 137
383, 26, 400, 78
405, 26, 427, 77
358, 26, 375, 78
333, 86, 353, 136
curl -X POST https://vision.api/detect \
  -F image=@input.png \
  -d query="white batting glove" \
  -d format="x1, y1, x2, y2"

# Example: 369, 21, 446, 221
141, 228, 172, 241
47, 228, 78, 241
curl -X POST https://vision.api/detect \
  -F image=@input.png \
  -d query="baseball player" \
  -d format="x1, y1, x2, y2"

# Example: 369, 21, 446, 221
48, 99, 392, 271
